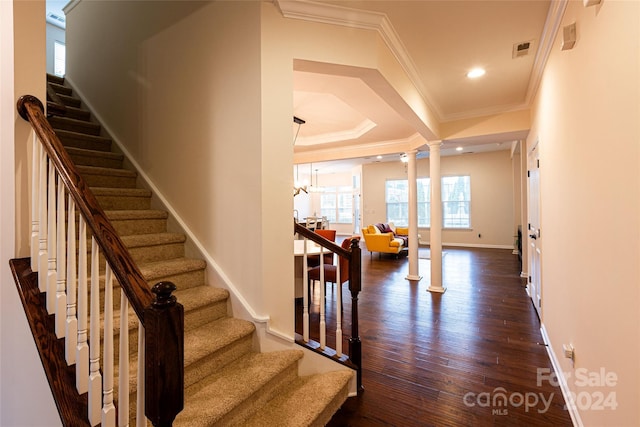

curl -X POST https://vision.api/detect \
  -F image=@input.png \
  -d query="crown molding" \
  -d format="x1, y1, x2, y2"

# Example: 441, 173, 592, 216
296, 118, 377, 146
277, 0, 444, 120
525, 0, 569, 106
278, 0, 567, 123
294, 132, 421, 163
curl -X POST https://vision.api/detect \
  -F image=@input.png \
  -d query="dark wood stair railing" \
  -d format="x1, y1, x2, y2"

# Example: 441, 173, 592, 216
294, 222, 363, 394
15, 95, 184, 426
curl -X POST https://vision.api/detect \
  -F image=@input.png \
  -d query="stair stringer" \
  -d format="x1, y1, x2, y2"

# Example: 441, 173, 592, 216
64, 76, 358, 396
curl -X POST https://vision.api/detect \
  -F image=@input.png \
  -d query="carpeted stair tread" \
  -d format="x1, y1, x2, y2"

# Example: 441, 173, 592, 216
57, 93, 81, 108
119, 232, 185, 249
242, 370, 353, 427
136, 258, 206, 291
46, 73, 65, 85
175, 285, 229, 318
76, 165, 138, 188
65, 147, 124, 166
183, 317, 255, 368
175, 350, 305, 426
138, 257, 206, 282
105, 209, 169, 236
76, 165, 137, 178
47, 103, 91, 121
109, 284, 228, 336
48, 80, 72, 95
55, 129, 112, 151
49, 115, 102, 136
91, 187, 150, 197
105, 209, 168, 221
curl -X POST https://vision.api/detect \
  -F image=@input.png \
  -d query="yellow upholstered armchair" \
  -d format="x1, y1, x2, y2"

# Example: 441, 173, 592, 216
361, 224, 406, 258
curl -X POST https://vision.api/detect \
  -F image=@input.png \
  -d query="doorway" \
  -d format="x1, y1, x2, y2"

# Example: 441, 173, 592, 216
527, 142, 542, 317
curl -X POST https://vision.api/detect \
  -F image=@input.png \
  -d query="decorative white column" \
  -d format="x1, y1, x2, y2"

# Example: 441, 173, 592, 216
405, 150, 421, 281
428, 141, 445, 293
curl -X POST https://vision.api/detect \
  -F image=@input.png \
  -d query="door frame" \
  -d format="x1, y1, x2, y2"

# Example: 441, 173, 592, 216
527, 141, 542, 318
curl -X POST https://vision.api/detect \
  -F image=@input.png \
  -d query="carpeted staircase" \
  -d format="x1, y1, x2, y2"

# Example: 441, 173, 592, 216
45, 74, 352, 426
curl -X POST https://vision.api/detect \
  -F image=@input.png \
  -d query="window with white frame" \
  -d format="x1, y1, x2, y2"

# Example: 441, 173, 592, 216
319, 186, 353, 223
385, 176, 470, 228
385, 178, 430, 227
441, 175, 471, 228
54, 41, 66, 77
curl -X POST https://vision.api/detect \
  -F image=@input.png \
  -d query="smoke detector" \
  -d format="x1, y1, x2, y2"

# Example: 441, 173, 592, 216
512, 40, 534, 58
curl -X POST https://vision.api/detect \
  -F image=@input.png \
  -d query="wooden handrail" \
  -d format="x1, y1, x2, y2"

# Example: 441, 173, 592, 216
17, 94, 184, 426
18, 95, 153, 319
294, 223, 351, 259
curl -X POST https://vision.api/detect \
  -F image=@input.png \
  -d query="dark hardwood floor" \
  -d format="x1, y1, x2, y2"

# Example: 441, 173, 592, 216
297, 245, 573, 427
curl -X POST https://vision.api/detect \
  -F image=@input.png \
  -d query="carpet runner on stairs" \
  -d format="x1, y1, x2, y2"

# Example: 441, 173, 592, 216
45, 73, 352, 426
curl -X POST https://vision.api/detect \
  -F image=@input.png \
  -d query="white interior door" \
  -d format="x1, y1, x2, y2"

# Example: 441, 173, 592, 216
528, 143, 542, 317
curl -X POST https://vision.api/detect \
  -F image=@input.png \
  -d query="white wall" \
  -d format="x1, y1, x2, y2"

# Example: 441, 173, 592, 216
362, 150, 515, 248
529, 1, 639, 425
1, 1, 61, 425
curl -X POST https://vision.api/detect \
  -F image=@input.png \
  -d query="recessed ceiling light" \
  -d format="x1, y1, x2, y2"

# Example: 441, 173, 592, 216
376, 155, 382, 159
456, 147, 464, 151
467, 68, 486, 79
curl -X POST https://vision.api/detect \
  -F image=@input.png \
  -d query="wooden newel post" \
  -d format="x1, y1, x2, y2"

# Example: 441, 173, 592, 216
145, 281, 184, 427
348, 239, 364, 394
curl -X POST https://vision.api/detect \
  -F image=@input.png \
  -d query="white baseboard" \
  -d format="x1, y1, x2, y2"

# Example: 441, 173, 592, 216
418, 240, 514, 250
540, 324, 582, 427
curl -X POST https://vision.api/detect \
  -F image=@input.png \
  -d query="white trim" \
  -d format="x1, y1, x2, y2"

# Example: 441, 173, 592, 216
526, 0, 568, 106
62, 0, 81, 15
540, 324, 583, 427
63, 77, 292, 341
277, 0, 442, 120
277, 0, 566, 123
419, 241, 514, 250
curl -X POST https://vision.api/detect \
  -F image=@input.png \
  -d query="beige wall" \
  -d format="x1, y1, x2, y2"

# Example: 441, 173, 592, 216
63, 0, 440, 337
362, 150, 515, 248
1, 1, 60, 424
528, 1, 639, 425
65, 1, 270, 312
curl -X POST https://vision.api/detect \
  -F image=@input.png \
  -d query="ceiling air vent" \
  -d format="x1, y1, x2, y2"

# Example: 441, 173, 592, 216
512, 40, 533, 59
47, 12, 65, 23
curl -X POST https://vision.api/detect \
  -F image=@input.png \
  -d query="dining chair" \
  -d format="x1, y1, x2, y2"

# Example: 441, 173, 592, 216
305, 217, 317, 231
321, 216, 330, 230
306, 228, 336, 268
307, 237, 356, 307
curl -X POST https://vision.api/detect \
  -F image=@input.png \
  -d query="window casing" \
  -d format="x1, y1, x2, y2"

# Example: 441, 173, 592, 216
319, 186, 353, 224
385, 176, 470, 228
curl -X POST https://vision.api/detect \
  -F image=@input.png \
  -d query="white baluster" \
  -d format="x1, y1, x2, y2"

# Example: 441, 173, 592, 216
76, 216, 89, 394
303, 237, 309, 342
136, 323, 145, 427
102, 264, 116, 427
30, 134, 40, 269
88, 238, 102, 426
38, 149, 48, 292
65, 197, 78, 363
118, 290, 130, 427
46, 162, 57, 313
336, 257, 342, 357
55, 181, 66, 338
319, 246, 326, 349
